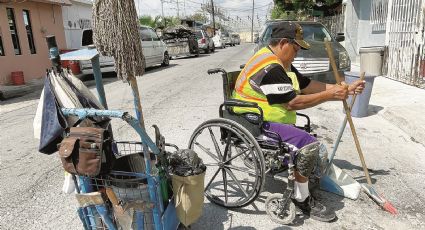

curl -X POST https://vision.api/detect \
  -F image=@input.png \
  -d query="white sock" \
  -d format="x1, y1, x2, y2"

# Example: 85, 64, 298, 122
294, 181, 310, 202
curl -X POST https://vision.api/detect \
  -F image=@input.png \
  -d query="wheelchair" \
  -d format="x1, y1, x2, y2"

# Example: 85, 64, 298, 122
188, 68, 316, 225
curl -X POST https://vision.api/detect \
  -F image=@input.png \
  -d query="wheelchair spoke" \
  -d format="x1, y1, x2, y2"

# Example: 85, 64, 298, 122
194, 141, 220, 162
225, 164, 256, 176
204, 163, 220, 167
205, 168, 221, 192
208, 127, 224, 160
224, 168, 249, 198
222, 132, 232, 162
224, 147, 249, 164
222, 168, 228, 203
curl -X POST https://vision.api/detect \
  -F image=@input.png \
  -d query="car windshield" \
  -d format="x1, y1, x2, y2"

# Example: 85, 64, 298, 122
195, 31, 203, 39
301, 24, 332, 42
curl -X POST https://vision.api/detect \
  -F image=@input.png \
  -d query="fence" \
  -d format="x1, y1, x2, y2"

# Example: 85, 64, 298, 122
384, 0, 425, 88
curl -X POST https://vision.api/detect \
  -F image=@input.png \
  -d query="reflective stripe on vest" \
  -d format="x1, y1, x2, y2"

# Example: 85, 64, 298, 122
232, 47, 300, 124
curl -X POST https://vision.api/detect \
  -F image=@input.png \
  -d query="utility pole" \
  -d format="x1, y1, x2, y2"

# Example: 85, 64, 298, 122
211, 0, 216, 35
161, 0, 166, 27
251, 0, 254, 42
177, 0, 180, 19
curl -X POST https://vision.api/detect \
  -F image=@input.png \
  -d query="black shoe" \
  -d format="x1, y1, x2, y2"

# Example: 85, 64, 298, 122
292, 196, 336, 222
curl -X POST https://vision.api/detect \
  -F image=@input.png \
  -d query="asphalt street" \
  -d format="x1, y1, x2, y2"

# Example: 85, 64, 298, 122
0, 44, 424, 230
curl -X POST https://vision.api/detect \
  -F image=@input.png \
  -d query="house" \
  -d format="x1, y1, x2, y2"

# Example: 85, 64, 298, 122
322, 0, 424, 88
0, 0, 71, 85
61, 0, 92, 50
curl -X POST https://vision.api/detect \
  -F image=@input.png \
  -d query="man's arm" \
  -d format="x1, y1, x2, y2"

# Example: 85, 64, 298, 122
284, 83, 349, 111
300, 80, 334, 94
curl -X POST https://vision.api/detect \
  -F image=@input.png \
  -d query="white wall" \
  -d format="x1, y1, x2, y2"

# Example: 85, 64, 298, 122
344, 0, 386, 63
62, 0, 92, 49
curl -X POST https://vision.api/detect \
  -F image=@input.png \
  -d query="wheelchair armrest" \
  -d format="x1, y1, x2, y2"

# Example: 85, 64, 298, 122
296, 112, 312, 133
223, 99, 257, 108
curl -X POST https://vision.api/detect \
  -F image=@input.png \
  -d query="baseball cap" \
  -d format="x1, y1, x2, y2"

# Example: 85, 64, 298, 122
270, 21, 310, 50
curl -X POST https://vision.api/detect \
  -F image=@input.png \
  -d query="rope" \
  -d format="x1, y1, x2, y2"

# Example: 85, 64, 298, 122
92, 0, 145, 82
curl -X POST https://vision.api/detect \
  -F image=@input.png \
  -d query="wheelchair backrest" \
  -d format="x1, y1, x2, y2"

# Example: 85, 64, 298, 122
223, 71, 241, 101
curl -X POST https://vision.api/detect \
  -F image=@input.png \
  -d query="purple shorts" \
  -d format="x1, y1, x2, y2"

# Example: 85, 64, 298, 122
263, 122, 317, 151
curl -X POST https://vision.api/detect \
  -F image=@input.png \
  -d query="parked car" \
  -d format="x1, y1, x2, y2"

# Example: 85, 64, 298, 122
195, 29, 215, 53
80, 25, 170, 74
254, 20, 350, 83
212, 34, 226, 49
222, 31, 234, 47
231, 33, 241, 45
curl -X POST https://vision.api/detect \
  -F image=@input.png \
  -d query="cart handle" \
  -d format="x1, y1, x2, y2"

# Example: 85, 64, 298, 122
61, 108, 160, 155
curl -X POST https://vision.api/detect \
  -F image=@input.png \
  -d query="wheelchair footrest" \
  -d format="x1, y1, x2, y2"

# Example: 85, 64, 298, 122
271, 171, 289, 183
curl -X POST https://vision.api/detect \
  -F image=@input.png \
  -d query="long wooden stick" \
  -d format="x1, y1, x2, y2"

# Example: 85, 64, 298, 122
325, 41, 372, 185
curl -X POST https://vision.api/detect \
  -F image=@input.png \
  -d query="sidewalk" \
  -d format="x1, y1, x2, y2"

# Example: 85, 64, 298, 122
350, 63, 425, 146
0, 78, 44, 100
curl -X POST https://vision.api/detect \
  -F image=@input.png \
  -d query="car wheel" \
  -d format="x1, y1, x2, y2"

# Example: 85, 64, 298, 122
211, 44, 215, 52
205, 46, 210, 54
161, 52, 170, 66
195, 49, 200, 57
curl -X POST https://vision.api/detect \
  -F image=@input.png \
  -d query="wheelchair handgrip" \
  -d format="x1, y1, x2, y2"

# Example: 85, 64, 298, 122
223, 99, 258, 108
207, 68, 225, 75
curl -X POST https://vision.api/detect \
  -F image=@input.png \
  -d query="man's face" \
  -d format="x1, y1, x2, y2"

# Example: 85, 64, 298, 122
277, 39, 300, 64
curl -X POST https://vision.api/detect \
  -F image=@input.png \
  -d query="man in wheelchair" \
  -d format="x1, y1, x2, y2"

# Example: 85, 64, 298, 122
232, 22, 365, 222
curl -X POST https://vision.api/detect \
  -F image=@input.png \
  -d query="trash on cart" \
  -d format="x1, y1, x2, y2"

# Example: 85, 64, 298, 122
169, 149, 206, 227
168, 149, 206, 176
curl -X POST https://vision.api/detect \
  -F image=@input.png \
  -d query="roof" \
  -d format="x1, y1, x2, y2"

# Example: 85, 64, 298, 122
30, 0, 73, 6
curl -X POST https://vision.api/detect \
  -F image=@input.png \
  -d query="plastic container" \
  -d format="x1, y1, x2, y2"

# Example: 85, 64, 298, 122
11, 71, 25, 85
344, 71, 376, 118
359, 46, 385, 76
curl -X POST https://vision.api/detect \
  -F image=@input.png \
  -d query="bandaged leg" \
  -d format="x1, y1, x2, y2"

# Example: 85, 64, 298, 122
295, 142, 320, 178
294, 181, 310, 202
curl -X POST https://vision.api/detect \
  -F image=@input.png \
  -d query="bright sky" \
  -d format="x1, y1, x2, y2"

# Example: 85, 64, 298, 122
134, 0, 274, 28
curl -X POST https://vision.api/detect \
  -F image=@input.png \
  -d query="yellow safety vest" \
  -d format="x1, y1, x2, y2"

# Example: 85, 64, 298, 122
232, 47, 300, 124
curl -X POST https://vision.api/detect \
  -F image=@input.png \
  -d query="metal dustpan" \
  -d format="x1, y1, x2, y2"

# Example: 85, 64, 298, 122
320, 163, 361, 200
319, 110, 361, 200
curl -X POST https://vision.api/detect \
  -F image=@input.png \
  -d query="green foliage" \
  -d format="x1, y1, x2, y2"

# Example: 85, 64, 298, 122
187, 12, 207, 23
139, 15, 156, 27
271, 0, 340, 20
139, 15, 181, 29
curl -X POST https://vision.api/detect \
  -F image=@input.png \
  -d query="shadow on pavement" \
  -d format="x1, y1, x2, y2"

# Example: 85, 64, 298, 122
368, 104, 384, 115
189, 203, 231, 230
333, 159, 391, 184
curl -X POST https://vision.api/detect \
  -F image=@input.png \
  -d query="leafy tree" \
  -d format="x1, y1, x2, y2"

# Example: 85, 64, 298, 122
187, 12, 207, 23
139, 15, 155, 27
271, 0, 341, 20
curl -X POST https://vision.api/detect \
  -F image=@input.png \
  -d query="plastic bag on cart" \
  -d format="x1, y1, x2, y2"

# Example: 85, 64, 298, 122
169, 149, 206, 227
168, 149, 206, 177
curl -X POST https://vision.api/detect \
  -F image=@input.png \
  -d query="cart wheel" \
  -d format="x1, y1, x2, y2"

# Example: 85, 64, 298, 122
265, 193, 296, 225
188, 118, 265, 208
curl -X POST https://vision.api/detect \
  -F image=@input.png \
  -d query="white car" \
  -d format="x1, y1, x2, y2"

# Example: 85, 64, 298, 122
79, 25, 170, 74
212, 34, 226, 49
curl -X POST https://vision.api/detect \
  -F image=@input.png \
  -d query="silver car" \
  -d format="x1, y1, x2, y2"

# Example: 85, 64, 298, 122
254, 20, 350, 83
80, 25, 170, 74
195, 30, 215, 54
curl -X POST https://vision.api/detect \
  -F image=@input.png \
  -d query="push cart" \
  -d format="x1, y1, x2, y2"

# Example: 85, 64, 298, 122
46, 36, 180, 230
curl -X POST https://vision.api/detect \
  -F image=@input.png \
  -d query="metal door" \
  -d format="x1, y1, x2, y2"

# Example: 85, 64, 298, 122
384, 0, 425, 88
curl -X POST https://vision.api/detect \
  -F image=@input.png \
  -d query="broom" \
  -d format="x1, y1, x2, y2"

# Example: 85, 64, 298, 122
324, 40, 397, 215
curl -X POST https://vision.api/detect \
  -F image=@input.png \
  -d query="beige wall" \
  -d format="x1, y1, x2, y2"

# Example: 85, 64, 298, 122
0, 2, 66, 85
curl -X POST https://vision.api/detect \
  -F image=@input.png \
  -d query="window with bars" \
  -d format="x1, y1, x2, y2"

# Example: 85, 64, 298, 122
23, 10, 36, 54
370, 0, 389, 31
0, 29, 4, 56
6, 8, 21, 55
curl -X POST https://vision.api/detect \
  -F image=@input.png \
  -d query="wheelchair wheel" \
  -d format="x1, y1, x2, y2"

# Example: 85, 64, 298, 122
265, 193, 296, 225
188, 118, 265, 208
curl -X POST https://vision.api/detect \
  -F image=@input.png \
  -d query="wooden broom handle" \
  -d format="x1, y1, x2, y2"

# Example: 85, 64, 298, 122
325, 41, 372, 185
